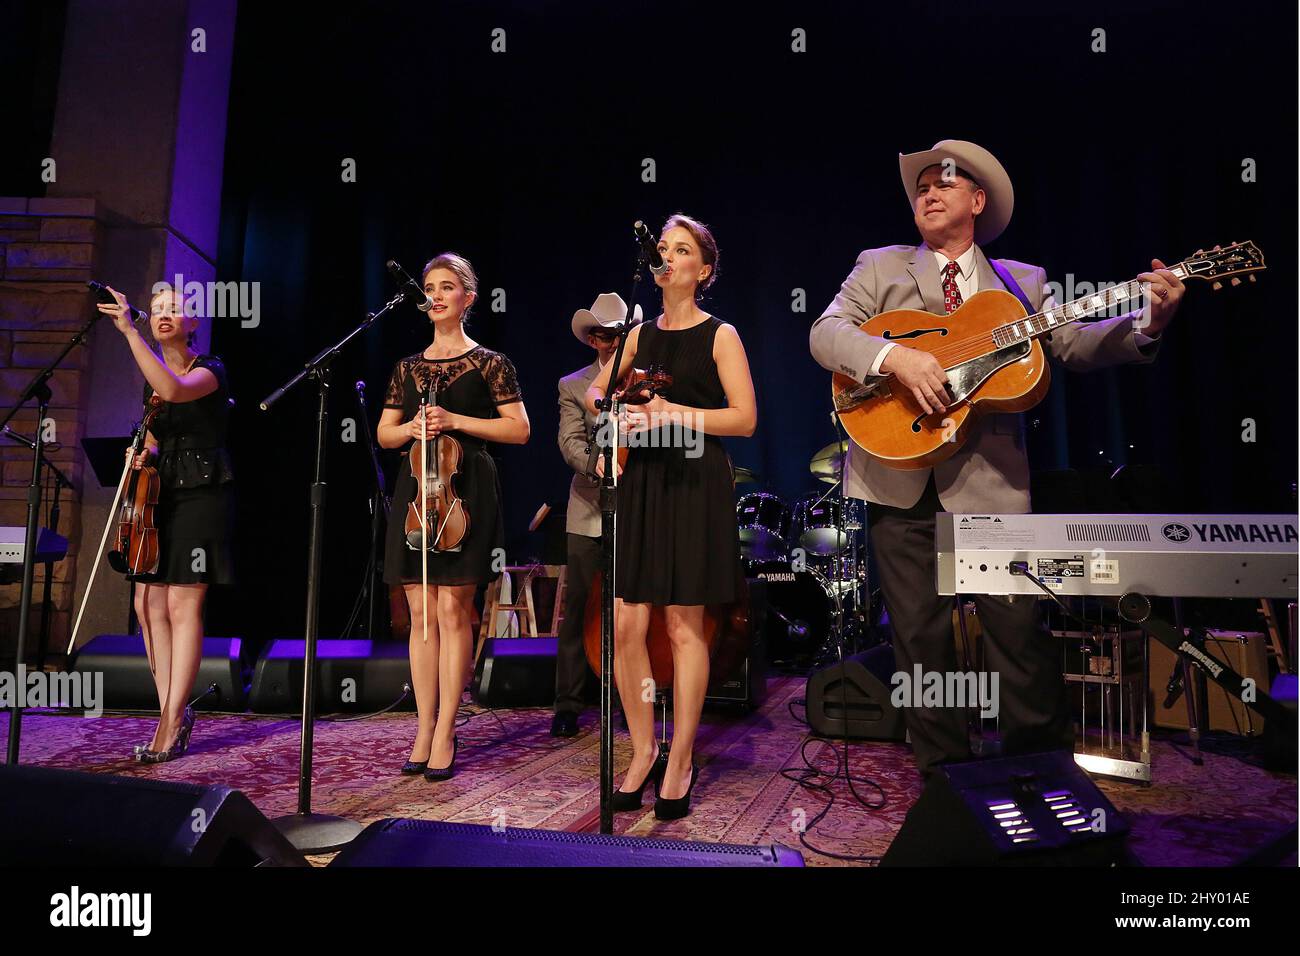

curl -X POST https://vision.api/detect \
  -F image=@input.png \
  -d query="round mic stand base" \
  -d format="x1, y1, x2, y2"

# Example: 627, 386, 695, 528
271, 812, 364, 855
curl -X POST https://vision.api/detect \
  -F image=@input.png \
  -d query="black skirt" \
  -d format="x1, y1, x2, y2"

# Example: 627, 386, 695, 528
383, 442, 505, 588
614, 436, 738, 605
131, 483, 236, 586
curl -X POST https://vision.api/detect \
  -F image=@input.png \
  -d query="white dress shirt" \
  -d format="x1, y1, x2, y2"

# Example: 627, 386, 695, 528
868, 246, 978, 376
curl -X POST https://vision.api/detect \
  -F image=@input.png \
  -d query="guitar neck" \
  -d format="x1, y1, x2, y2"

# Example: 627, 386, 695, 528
990, 261, 1192, 349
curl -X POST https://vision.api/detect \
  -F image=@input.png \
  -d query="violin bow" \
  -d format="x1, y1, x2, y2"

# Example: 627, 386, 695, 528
66, 438, 137, 654
420, 384, 430, 645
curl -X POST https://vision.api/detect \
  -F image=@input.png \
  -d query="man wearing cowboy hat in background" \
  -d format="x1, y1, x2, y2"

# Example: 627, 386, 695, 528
809, 140, 1186, 777
550, 293, 642, 736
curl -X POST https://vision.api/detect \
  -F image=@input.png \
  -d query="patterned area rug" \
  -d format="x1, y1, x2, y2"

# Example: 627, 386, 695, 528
3, 676, 1294, 866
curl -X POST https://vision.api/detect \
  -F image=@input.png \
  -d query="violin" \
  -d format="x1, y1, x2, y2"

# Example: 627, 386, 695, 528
404, 384, 469, 553
108, 394, 164, 577
68, 394, 165, 652
609, 364, 673, 470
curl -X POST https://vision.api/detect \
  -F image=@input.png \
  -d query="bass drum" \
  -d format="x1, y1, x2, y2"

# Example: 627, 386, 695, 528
736, 492, 791, 562
746, 561, 837, 663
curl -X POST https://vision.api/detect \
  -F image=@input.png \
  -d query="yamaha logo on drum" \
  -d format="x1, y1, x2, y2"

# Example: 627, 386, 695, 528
1161, 523, 1191, 542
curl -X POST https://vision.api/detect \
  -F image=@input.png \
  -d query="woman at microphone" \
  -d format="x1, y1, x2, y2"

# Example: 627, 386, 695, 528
587, 214, 756, 819
377, 253, 530, 781
98, 284, 235, 763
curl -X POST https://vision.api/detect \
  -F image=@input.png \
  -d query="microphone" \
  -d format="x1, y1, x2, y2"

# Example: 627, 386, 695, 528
87, 281, 148, 323
633, 221, 668, 276
386, 260, 432, 311
1162, 665, 1184, 709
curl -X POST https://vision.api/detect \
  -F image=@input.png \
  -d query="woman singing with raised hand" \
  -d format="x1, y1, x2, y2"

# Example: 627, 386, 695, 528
98, 284, 236, 763
587, 214, 756, 819
377, 253, 530, 782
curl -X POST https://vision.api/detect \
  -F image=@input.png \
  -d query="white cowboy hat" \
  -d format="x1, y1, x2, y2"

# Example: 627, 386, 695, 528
571, 292, 642, 344
898, 139, 1014, 246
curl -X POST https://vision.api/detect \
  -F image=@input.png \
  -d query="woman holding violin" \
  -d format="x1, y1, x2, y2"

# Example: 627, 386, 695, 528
587, 214, 756, 819
377, 253, 529, 781
98, 284, 235, 763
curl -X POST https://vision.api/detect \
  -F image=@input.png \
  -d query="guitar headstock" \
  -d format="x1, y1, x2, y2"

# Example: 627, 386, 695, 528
1180, 241, 1265, 290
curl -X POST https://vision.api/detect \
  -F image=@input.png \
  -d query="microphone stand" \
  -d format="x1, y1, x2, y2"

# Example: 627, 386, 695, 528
348, 380, 390, 639
585, 242, 649, 834
4, 307, 103, 764
259, 286, 411, 853
0, 427, 75, 671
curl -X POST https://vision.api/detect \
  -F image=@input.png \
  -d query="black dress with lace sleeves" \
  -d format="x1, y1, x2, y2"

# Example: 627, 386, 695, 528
382, 346, 521, 587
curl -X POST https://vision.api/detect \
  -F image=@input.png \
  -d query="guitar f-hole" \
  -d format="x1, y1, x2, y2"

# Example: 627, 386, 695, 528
883, 326, 949, 340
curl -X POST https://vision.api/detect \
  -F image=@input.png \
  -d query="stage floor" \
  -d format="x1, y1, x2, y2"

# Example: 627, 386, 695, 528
4, 676, 1295, 866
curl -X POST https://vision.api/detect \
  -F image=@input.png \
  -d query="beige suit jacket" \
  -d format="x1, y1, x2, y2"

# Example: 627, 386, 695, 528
809, 243, 1158, 513
558, 359, 603, 537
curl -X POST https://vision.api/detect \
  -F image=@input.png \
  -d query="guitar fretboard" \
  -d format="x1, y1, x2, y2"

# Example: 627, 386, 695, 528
990, 264, 1189, 349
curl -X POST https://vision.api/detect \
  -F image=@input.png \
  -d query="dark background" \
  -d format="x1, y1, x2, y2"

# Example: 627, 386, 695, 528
6, 0, 1296, 644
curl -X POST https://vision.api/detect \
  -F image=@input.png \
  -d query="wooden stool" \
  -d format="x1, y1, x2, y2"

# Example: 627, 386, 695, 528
476, 565, 567, 666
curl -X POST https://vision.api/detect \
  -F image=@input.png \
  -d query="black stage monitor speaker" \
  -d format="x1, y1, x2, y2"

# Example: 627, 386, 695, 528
329, 819, 804, 867
72, 635, 247, 711
0, 765, 307, 866
472, 637, 557, 707
805, 643, 906, 740
705, 635, 768, 712
881, 750, 1130, 866
249, 639, 414, 713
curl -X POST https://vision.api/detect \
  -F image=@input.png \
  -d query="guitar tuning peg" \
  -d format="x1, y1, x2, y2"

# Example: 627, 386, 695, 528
1248, 275, 1257, 282
1230, 277, 1241, 287
1212, 281, 1223, 291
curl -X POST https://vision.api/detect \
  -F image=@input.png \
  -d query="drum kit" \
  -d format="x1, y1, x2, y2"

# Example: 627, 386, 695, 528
735, 440, 868, 664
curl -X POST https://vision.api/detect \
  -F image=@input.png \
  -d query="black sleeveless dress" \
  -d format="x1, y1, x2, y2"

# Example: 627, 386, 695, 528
132, 355, 236, 586
382, 346, 522, 587
615, 316, 739, 606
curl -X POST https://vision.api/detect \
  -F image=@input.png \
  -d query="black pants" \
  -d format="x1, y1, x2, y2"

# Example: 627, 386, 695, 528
555, 533, 600, 714
868, 478, 1072, 777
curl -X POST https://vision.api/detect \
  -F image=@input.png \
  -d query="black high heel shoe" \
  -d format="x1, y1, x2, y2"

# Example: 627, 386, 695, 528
400, 737, 432, 775
424, 735, 458, 782
653, 764, 698, 821
610, 744, 667, 812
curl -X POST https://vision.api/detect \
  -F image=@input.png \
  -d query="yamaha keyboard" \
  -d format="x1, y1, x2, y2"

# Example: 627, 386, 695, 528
936, 513, 1298, 598
0, 526, 69, 584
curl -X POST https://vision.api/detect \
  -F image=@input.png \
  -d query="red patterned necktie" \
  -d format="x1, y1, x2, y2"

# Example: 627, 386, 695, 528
942, 260, 963, 314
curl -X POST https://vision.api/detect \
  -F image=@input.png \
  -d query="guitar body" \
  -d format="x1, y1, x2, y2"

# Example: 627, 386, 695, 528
833, 289, 1051, 470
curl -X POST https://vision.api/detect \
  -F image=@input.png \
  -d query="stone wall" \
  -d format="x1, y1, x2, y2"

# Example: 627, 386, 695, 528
0, 197, 101, 660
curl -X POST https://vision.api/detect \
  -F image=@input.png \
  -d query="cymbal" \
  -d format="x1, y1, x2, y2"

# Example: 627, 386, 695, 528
733, 465, 761, 484
809, 440, 849, 483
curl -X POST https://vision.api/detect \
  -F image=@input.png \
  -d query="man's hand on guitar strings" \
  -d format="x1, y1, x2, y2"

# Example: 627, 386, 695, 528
880, 345, 951, 415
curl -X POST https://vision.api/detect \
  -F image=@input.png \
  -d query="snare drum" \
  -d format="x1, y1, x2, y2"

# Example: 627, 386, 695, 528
792, 493, 861, 556
736, 492, 791, 562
